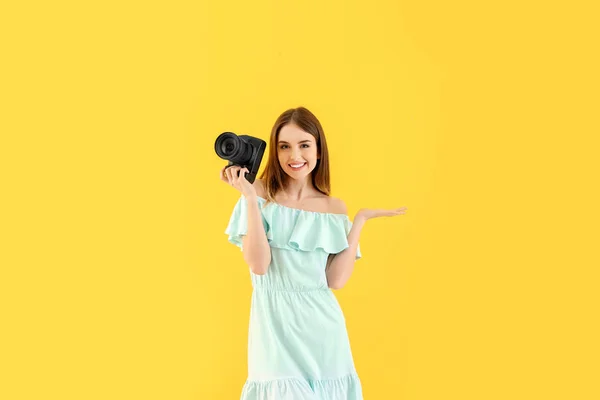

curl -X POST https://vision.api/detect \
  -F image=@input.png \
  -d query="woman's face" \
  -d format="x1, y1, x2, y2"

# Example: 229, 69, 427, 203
277, 123, 319, 181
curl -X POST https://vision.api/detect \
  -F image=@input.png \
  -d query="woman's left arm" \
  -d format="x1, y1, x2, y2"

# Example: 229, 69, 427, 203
325, 215, 366, 290
326, 206, 408, 290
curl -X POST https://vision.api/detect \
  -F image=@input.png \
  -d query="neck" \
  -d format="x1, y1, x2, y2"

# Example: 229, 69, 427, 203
282, 176, 316, 201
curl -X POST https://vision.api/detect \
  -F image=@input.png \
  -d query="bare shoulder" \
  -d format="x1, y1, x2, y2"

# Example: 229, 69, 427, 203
327, 196, 348, 215
253, 178, 266, 198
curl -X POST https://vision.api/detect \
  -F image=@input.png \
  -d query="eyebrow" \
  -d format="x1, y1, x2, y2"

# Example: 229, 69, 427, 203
278, 140, 313, 144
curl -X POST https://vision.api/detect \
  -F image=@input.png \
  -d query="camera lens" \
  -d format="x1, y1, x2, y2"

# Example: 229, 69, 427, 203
215, 132, 254, 165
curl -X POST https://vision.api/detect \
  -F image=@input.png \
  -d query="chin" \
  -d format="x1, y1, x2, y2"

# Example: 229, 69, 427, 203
285, 171, 305, 179
290, 170, 315, 180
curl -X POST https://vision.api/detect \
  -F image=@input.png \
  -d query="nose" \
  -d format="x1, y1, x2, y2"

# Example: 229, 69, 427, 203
291, 147, 302, 160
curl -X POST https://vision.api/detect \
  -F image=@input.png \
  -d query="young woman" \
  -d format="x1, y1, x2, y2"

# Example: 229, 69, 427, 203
220, 106, 407, 399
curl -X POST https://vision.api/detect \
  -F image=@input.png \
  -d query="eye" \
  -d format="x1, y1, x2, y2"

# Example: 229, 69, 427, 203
301, 144, 310, 148
279, 145, 289, 149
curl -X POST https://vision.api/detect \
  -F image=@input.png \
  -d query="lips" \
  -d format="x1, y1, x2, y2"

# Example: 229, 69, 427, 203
288, 162, 306, 170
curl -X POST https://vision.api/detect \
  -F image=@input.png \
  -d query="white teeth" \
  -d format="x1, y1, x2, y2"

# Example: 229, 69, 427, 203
289, 163, 305, 168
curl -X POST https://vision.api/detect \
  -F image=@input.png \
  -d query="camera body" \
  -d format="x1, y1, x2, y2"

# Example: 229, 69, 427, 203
214, 132, 266, 184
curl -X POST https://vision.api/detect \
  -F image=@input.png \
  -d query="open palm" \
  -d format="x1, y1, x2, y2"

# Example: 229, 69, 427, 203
355, 206, 407, 221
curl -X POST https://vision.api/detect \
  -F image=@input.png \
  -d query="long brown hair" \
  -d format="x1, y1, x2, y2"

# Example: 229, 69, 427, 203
259, 106, 331, 204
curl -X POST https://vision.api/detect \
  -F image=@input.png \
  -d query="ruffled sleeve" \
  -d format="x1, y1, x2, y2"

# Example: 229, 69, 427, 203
224, 195, 270, 250
259, 201, 362, 261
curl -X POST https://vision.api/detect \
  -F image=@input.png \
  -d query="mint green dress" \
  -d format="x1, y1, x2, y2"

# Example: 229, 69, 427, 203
225, 195, 363, 400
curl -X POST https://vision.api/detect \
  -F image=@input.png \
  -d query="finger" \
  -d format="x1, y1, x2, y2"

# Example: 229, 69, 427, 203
239, 168, 249, 181
232, 167, 241, 184
231, 166, 242, 186
226, 167, 235, 184
388, 207, 406, 214
220, 166, 227, 181
231, 166, 241, 183
382, 209, 401, 217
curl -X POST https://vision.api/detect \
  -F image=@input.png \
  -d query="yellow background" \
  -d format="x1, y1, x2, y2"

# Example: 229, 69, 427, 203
1, 1, 598, 399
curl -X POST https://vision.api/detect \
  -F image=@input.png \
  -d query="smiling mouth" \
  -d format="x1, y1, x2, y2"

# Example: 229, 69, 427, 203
288, 162, 307, 170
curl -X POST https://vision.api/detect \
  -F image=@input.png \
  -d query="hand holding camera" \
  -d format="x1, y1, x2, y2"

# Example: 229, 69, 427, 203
215, 131, 266, 197
220, 165, 257, 198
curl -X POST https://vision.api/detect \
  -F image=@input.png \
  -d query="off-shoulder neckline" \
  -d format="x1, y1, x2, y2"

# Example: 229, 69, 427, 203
252, 195, 350, 218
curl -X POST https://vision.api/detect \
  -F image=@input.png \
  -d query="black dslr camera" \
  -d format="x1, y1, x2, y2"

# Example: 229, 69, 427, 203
214, 132, 266, 184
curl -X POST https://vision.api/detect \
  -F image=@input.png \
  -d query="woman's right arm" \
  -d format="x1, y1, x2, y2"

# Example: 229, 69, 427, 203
221, 166, 271, 275
240, 193, 271, 275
